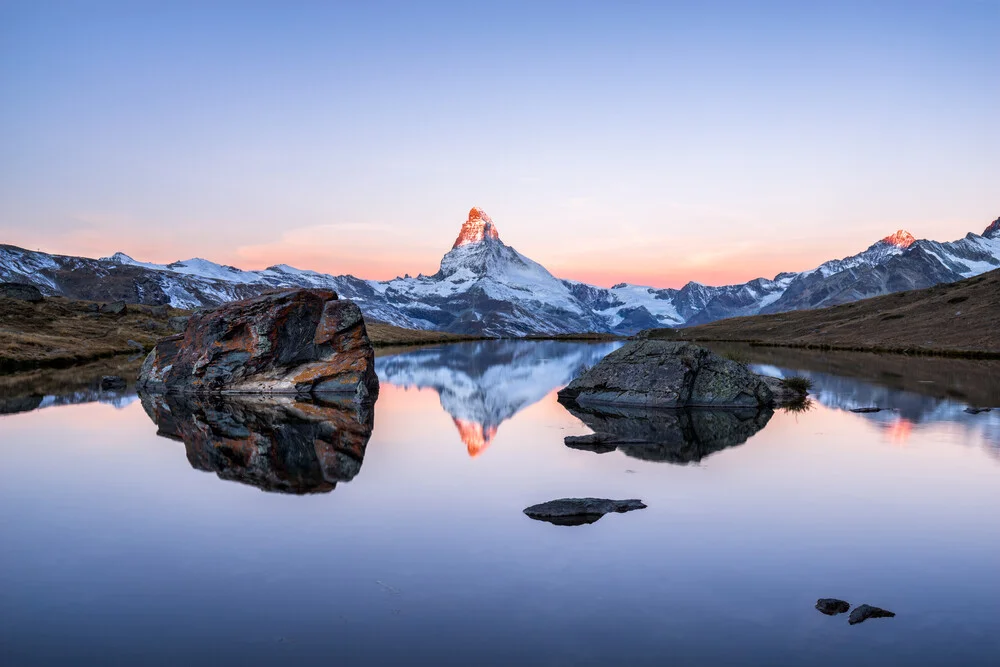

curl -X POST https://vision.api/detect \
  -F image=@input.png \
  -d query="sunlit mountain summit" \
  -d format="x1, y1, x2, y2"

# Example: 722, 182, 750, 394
2, 210, 999, 336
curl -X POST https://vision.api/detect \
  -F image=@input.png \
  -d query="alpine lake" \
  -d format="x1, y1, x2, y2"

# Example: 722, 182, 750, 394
2, 340, 998, 666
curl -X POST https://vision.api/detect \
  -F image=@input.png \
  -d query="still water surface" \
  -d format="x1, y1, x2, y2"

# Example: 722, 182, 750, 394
1, 341, 998, 666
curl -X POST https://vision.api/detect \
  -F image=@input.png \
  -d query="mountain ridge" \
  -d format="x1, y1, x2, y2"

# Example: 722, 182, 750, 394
3, 209, 998, 336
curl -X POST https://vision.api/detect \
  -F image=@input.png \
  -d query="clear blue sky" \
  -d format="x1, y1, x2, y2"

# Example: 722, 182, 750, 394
1, 0, 997, 286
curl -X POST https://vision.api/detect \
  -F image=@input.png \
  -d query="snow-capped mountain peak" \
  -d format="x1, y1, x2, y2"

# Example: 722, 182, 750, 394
101, 251, 137, 263
983, 217, 1000, 239
882, 230, 916, 248
453, 207, 501, 248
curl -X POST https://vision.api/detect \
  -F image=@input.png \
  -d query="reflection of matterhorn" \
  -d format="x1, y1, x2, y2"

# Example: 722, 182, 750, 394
376, 340, 622, 456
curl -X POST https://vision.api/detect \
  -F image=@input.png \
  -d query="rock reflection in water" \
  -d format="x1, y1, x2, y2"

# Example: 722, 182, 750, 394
562, 402, 773, 464
140, 393, 374, 494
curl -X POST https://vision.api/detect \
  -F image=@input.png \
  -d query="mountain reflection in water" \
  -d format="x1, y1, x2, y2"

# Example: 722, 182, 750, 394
376, 340, 622, 456
140, 393, 374, 494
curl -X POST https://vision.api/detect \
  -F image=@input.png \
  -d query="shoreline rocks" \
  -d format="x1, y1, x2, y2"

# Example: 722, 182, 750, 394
138, 288, 378, 401
523, 498, 646, 526
557, 340, 779, 409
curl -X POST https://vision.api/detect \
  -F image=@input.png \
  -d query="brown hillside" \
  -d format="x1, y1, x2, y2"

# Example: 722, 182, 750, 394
0, 296, 186, 370
0, 296, 486, 371
646, 269, 1000, 357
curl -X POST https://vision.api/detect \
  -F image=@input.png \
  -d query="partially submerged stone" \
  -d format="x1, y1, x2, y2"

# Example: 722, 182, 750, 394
557, 340, 774, 409
816, 598, 851, 616
848, 604, 895, 625
851, 407, 884, 413
138, 288, 378, 400
964, 407, 992, 414
523, 497, 646, 526
0, 282, 43, 302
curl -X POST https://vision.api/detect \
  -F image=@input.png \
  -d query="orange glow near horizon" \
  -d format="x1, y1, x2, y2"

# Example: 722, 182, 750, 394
9, 214, 975, 290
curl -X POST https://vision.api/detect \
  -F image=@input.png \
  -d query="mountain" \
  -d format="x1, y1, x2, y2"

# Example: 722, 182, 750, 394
373, 208, 608, 336
650, 266, 1000, 355
2, 210, 999, 336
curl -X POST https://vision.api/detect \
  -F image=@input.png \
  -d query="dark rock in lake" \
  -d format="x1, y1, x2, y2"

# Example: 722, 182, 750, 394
100, 300, 127, 315
563, 434, 621, 454
562, 402, 773, 464
848, 604, 896, 625
850, 407, 884, 413
168, 315, 190, 332
557, 340, 773, 409
964, 407, 992, 414
0, 282, 43, 302
100, 375, 127, 391
138, 288, 378, 400
816, 598, 851, 616
140, 392, 374, 494
523, 498, 646, 526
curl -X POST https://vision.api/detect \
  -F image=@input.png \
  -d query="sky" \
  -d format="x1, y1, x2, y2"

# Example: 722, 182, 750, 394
0, 0, 997, 288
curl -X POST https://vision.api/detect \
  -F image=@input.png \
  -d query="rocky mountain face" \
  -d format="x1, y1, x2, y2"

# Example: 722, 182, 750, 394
2, 211, 998, 336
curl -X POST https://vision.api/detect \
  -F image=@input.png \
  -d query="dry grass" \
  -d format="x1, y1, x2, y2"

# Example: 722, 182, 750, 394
0, 296, 184, 371
365, 321, 487, 347
647, 269, 1000, 357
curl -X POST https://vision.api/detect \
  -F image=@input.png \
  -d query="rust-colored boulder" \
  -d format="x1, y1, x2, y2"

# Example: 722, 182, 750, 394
138, 288, 378, 400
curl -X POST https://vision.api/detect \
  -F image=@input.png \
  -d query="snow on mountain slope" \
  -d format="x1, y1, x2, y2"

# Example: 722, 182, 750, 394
376, 208, 608, 336
4, 211, 998, 335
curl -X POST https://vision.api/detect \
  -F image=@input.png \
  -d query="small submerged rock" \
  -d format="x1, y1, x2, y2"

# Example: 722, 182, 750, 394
523, 498, 646, 526
848, 604, 895, 625
815, 598, 850, 616
850, 407, 884, 413
964, 407, 992, 414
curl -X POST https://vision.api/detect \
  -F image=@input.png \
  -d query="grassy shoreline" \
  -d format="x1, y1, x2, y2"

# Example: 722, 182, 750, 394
643, 268, 1000, 359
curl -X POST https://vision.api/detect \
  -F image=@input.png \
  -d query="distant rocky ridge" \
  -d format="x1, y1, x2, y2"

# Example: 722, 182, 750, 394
3, 209, 998, 337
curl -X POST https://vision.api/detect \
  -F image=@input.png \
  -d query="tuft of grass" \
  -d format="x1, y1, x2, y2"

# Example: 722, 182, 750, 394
781, 375, 813, 393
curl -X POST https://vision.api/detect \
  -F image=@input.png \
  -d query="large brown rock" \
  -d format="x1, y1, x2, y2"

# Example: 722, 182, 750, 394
557, 340, 773, 408
138, 288, 378, 400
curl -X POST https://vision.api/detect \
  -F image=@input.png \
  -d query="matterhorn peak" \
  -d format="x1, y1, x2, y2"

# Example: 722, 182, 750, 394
452, 207, 501, 248
881, 230, 916, 248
